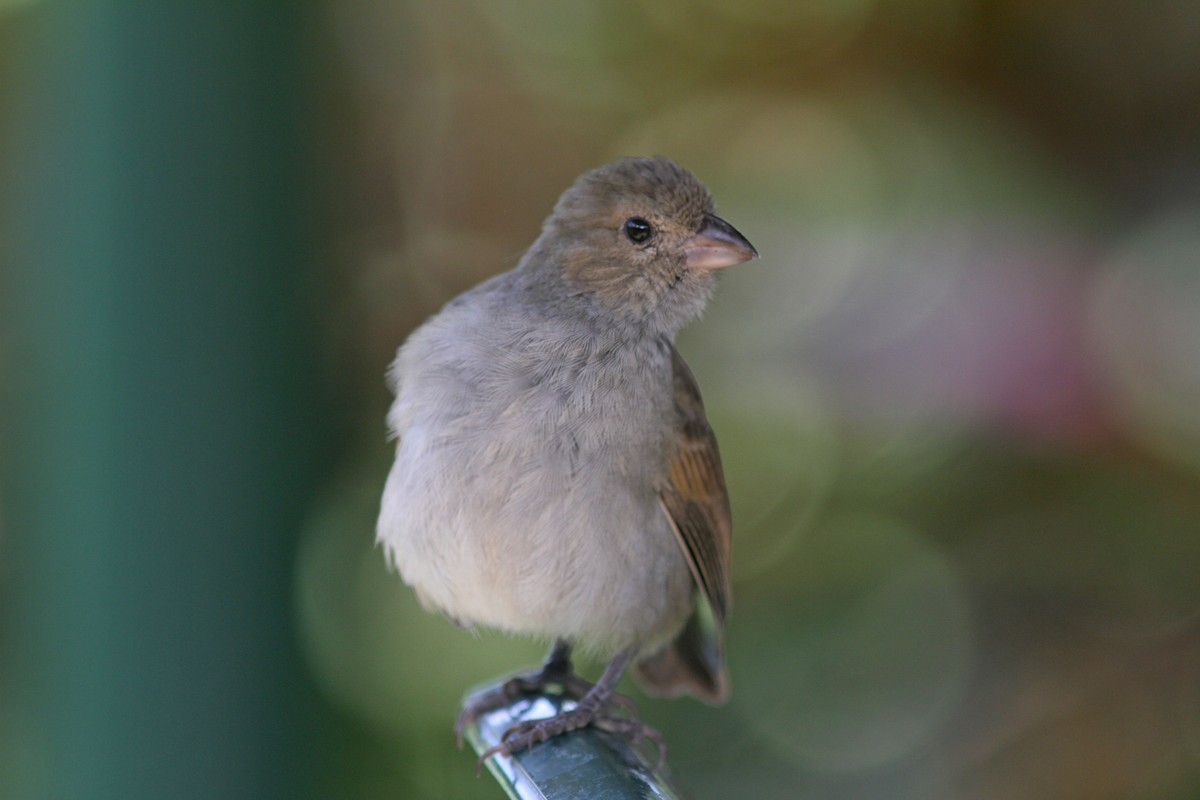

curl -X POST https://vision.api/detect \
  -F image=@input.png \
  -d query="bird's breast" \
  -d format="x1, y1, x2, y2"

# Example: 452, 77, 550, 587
380, 320, 691, 652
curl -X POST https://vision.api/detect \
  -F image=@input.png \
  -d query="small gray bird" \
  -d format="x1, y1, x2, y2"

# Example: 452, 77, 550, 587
377, 156, 757, 762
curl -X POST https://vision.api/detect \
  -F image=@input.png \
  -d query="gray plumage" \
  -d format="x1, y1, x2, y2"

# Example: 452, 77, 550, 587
377, 157, 756, 722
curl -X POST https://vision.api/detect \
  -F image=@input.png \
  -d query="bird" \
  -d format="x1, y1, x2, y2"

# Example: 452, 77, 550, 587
376, 156, 757, 765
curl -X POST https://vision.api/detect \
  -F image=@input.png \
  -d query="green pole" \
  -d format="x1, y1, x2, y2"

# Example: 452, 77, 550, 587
3, 4, 325, 798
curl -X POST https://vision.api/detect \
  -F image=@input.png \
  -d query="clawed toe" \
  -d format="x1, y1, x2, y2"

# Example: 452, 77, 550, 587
475, 705, 665, 774
465, 644, 666, 775
456, 669, 595, 748
593, 716, 666, 770
456, 670, 636, 748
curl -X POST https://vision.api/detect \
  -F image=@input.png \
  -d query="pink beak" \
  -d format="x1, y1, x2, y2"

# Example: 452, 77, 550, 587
684, 213, 758, 271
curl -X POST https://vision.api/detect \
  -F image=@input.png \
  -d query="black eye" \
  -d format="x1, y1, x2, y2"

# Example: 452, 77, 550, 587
623, 217, 654, 244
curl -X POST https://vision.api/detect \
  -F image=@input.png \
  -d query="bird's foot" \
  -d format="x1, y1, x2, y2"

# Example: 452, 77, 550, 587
454, 663, 635, 747
464, 645, 659, 774
477, 702, 665, 774
506, 662, 595, 701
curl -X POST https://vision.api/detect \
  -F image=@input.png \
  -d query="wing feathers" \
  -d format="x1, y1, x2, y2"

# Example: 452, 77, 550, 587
658, 345, 732, 623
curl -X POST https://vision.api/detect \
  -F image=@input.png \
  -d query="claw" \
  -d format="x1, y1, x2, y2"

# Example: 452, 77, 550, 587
474, 703, 665, 774
465, 645, 665, 775
457, 641, 595, 750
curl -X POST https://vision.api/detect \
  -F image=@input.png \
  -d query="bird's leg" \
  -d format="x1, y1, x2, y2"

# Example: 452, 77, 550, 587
477, 646, 664, 770
502, 639, 594, 700
456, 639, 634, 745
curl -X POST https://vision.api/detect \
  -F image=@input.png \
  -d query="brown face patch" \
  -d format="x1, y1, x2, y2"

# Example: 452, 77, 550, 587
518, 156, 730, 334
546, 157, 718, 317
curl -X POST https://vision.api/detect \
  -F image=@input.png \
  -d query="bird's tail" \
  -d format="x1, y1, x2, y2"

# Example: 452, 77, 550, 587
633, 603, 728, 705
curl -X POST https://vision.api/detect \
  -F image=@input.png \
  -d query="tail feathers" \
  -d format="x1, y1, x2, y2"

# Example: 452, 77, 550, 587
634, 607, 728, 705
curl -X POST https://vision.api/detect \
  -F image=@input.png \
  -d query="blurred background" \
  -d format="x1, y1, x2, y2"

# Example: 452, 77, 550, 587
2, 1, 1199, 799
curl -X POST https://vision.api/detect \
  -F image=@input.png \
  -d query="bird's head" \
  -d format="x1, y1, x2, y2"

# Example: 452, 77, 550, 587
530, 156, 758, 334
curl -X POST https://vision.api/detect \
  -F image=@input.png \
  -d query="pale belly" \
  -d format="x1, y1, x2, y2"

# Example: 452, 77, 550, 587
377, 400, 694, 657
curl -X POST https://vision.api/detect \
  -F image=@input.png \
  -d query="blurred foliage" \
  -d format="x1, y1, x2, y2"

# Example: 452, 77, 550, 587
4, 0, 1199, 798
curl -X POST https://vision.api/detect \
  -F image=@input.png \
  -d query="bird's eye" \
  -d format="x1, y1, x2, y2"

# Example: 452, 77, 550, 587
623, 217, 654, 244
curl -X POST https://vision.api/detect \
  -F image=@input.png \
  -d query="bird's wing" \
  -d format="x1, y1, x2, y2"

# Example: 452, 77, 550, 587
657, 344, 732, 624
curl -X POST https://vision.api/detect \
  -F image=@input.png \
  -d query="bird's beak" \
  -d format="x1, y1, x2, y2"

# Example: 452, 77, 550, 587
684, 212, 759, 271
